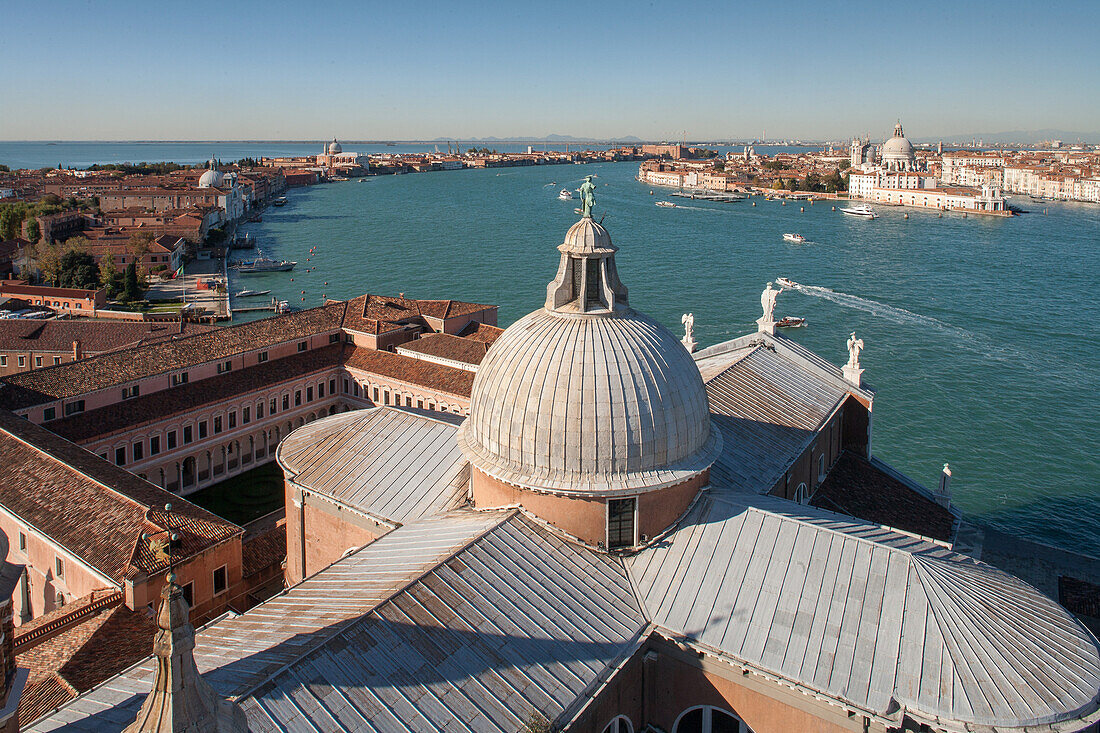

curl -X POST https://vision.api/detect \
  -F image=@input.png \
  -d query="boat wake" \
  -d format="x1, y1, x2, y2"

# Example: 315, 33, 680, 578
781, 280, 1041, 371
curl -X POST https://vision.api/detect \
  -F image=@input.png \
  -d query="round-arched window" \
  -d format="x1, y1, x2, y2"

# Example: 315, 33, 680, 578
600, 715, 633, 733
672, 705, 751, 733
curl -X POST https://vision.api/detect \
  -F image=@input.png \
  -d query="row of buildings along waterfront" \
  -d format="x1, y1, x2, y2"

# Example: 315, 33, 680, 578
0, 198, 1097, 731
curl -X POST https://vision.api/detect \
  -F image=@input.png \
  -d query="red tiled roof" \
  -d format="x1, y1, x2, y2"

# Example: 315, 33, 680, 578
0, 303, 348, 410
810, 451, 956, 542
45, 344, 344, 442
342, 346, 473, 398
242, 516, 287, 578
0, 283, 100, 299
0, 409, 241, 583
457, 321, 504, 344
15, 589, 155, 726
0, 320, 213, 355
397, 333, 491, 366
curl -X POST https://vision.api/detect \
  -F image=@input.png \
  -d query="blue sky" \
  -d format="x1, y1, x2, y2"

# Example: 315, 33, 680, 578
2, 0, 1098, 141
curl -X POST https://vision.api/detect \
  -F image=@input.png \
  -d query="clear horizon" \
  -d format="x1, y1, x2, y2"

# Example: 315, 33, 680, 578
1, 0, 1098, 142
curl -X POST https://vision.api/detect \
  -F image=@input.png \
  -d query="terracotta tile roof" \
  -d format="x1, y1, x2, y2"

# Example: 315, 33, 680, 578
0, 302, 348, 410
0, 283, 99, 299
45, 344, 344, 442
241, 517, 286, 578
15, 589, 155, 726
0, 320, 213, 355
457, 321, 504, 344
340, 294, 494, 333
342, 346, 474, 398
397, 333, 491, 366
810, 450, 956, 542
0, 409, 241, 583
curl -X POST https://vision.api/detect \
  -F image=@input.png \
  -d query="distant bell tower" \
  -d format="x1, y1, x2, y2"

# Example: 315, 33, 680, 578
850, 138, 866, 168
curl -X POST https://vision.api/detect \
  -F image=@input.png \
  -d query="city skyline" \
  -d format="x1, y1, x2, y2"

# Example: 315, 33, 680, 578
2, 0, 1099, 142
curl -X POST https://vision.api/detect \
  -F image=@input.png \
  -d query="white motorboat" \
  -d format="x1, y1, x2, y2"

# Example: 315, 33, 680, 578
558, 188, 573, 200
776, 277, 798, 289
839, 204, 876, 219
776, 316, 806, 328
782, 233, 806, 243
655, 201, 676, 208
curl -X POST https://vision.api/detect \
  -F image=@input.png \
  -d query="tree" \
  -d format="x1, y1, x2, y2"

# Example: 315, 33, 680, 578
122, 262, 142, 303
128, 231, 154, 272
98, 253, 120, 297
58, 250, 99, 290
0, 165, 9, 173
774, 178, 785, 190
839, 160, 852, 171
24, 219, 40, 243
34, 240, 63, 285
712, 160, 725, 171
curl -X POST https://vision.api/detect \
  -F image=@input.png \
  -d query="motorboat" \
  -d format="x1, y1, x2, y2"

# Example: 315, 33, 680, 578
782, 233, 806, 243
273, 197, 289, 207
234, 289, 272, 298
655, 201, 676, 208
776, 277, 798, 289
558, 189, 573, 200
839, 204, 876, 219
235, 257, 297, 273
776, 316, 806, 328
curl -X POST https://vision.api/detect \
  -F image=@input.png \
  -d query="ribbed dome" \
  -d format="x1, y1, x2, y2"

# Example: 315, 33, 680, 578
197, 168, 223, 188
457, 307, 722, 495
562, 217, 615, 255
327, 138, 342, 154
882, 123, 914, 159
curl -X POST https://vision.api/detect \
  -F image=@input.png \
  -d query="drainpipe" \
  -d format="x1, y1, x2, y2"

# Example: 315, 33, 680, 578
292, 488, 307, 581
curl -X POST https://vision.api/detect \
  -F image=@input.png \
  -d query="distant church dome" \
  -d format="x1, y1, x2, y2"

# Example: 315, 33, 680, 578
327, 138, 342, 155
458, 213, 721, 499
197, 156, 224, 188
882, 122, 916, 170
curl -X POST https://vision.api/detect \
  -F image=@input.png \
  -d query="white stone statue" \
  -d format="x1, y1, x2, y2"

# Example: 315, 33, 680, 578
845, 331, 864, 370
757, 282, 779, 334
681, 312, 696, 353
842, 331, 865, 386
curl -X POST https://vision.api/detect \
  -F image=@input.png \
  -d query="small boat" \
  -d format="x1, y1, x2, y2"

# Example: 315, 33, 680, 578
776, 277, 798, 289
839, 204, 876, 219
655, 201, 676, 208
558, 189, 573, 200
273, 197, 289, 207
234, 289, 271, 298
782, 233, 806, 244
776, 316, 806, 328
236, 257, 297, 273
358, 178, 367, 182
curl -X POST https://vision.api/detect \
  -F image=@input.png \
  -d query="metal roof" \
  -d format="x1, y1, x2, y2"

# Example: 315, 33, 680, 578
705, 341, 849, 493
239, 513, 646, 732
26, 510, 511, 732
277, 407, 468, 525
629, 492, 1100, 731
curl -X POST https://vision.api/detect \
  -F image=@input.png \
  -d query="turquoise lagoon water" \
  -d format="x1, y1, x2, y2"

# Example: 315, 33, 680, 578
2, 143, 1097, 552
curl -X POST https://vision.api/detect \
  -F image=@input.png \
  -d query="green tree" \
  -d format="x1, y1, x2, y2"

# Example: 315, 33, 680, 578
58, 250, 100, 290
128, 231, 153, 273
98, 253, 120, 297
24, 219, 40, 243
712, 160, 725, 171
839, 160, 852, 171
787, 178, 799, 192
34, 240, 63, 285
0, 164, 9, 172
122, 262, 142, 303
774, 178, 785, 190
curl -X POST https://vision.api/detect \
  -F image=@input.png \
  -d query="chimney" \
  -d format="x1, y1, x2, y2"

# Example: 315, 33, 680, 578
72, 340, 82, 361
935, 463, 952, 507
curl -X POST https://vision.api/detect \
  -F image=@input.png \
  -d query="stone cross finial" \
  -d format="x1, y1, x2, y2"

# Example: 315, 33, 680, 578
681, 313, 696, 353
757, 282, 779, 335
842, 331, 864, 386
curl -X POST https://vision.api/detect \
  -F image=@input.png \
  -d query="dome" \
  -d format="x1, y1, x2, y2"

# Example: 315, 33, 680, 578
327, 138, 342, 154
882, 122, 914, 160
197, 168, 224, 188
561, 217, 615, 255
458, 211, 722, 497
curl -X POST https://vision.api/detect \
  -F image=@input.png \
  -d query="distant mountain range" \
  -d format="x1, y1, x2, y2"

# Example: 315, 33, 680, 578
914, 129, 1100, 144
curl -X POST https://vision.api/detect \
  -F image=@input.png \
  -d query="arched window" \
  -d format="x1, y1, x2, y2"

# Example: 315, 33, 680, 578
601, 715, 633, 733
673, 706, 750, 733
795, 482, 808, 504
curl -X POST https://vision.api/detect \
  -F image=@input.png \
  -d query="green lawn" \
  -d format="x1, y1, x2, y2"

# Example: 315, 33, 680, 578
188, 461, 285, 525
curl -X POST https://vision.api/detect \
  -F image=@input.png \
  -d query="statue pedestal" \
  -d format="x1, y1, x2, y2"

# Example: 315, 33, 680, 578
842, 364, 863, 387
756, 317, 775, 335
682, 336, 697, 353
